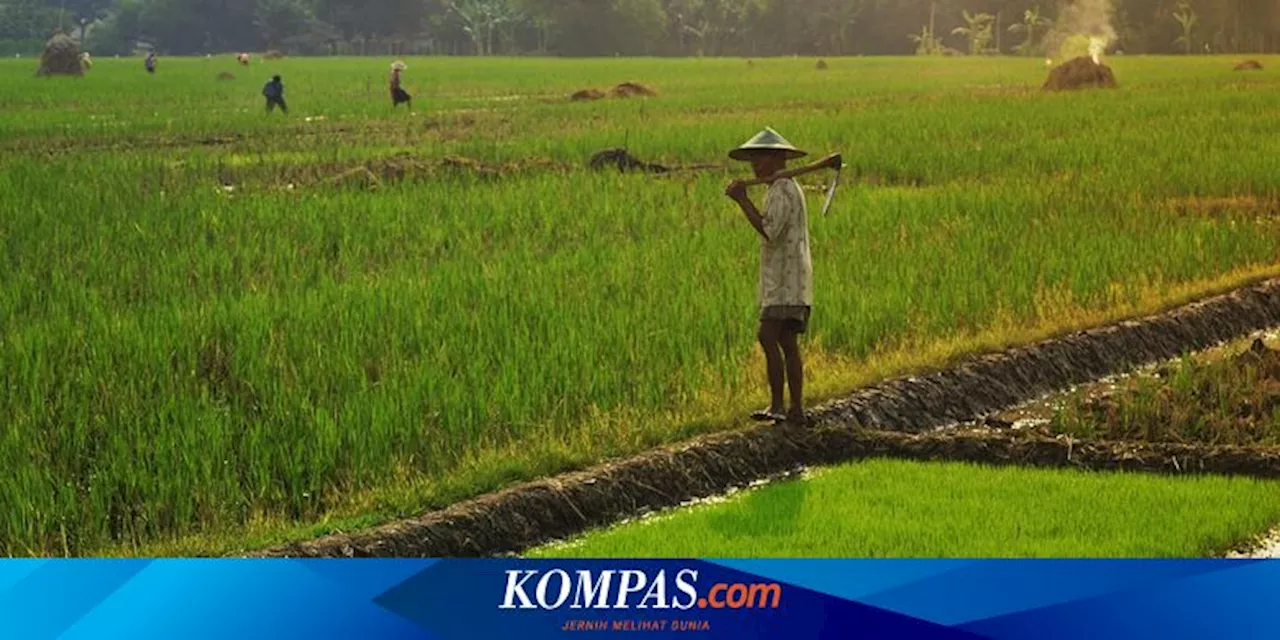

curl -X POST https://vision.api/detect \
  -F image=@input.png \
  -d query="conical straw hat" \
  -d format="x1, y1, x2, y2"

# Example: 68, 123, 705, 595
729, 127, 807, 161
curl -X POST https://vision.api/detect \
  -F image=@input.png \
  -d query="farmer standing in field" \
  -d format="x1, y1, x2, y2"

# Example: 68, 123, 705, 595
724, 128, 816, 426
144, 51, 157, 74
263, 75, 288, 114
390, 61, 412, 108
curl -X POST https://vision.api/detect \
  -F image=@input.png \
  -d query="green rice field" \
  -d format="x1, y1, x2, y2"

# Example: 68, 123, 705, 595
3, 55, 1280, 556
530, 459, 1280, 558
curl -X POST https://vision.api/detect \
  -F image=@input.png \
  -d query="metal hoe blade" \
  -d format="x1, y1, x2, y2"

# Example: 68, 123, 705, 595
821, 166, 841, 216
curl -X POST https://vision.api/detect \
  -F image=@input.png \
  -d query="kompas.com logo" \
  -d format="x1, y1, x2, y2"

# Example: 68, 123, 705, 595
498, 569, 783, 611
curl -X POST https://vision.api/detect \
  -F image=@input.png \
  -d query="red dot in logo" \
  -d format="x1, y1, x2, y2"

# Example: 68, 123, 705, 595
698, 598, 707, 608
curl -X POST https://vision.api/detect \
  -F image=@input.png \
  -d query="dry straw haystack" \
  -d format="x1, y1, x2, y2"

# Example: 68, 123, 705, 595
36, 32, 83, 77
1234, 60, 1263, 71
816, 59, 829, 70
1042, 56, 1117, 91
589, 148, 669, 173
611, 81, 658, 97
570, 82, 657, 102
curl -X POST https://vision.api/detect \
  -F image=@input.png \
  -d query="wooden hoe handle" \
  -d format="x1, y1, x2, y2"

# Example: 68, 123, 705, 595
742, 153, 843, 187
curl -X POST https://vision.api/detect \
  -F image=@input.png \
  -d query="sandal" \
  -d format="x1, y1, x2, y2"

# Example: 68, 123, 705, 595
783, 412, 812, 427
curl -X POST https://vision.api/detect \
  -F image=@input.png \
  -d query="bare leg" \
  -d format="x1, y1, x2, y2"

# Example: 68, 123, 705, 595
758, 319, 786, 415
779, 328, 805, 422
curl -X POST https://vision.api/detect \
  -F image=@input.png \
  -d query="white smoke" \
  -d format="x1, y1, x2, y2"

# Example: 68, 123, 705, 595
1045, 0, 1117, 64
1088, 37, 1106, 64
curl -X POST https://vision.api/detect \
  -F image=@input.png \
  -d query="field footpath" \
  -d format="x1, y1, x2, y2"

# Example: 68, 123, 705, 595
250, 278, 1280, 558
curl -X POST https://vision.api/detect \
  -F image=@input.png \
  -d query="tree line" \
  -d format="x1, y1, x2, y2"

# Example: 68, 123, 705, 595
2, 0, 1278, 58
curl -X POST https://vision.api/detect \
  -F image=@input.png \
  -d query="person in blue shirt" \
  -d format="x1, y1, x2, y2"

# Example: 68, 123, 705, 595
262, 75, 287, 114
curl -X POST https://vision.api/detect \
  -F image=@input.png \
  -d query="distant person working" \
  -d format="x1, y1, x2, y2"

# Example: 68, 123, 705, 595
390, 61, 412, 108
263, 75, 288, 114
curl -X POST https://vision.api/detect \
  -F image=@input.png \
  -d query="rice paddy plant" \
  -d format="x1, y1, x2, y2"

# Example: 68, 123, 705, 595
3, 55, 1280, 555
1051, 344, 1280, 445
530, 460, 1280, 558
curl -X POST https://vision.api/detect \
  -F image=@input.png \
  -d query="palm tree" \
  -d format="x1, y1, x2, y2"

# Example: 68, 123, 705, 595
1172, 1, 1198, 55
951, 10, 995, 56
448, 0, 524, 56
1008, 6, 1051, 56
908, 24, 943, 55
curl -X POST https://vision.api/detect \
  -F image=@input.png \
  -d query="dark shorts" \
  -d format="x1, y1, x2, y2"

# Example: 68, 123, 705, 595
761, 305, 811, 334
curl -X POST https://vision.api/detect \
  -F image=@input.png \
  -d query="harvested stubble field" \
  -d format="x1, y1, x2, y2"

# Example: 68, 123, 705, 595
3, 55, 1280, 557
1048, 336, 1280, 446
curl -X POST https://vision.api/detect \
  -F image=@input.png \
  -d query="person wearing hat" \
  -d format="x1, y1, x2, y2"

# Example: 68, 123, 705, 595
724, 127, 824, 425
390, 61, 412, 108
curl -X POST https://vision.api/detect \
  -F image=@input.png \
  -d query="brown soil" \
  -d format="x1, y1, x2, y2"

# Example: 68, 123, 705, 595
247, 278, 1280, 558
1235, 60, 1264, 71
282, 153, 572, 190
327, 166, 383, 190
570, 89, 607, 101
36, 33, 83, 77
1237, 336, 1277, 363
855, 430, 1280, 478
588, 148, 670, 173
263, 50, 285, 60
216, 72, 236, 81
198, 135, 241, 146
1043, 56, 1118, 91
1169, 195, 1280, 218
611, 82, 658, 98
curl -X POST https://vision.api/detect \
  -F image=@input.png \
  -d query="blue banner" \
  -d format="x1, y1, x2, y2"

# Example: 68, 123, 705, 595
0, 559, 1271, 639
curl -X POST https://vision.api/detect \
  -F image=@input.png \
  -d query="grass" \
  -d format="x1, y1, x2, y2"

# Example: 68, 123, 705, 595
3, 54, 1280, 556
1050, 338, 1280, 446
530, 459, 1280, 558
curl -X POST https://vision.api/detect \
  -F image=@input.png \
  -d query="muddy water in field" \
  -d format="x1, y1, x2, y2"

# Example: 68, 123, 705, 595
1228, 529, 1280, 558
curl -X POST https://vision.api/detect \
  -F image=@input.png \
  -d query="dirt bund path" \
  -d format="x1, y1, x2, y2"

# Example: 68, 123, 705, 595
251, 278, 1280, 558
